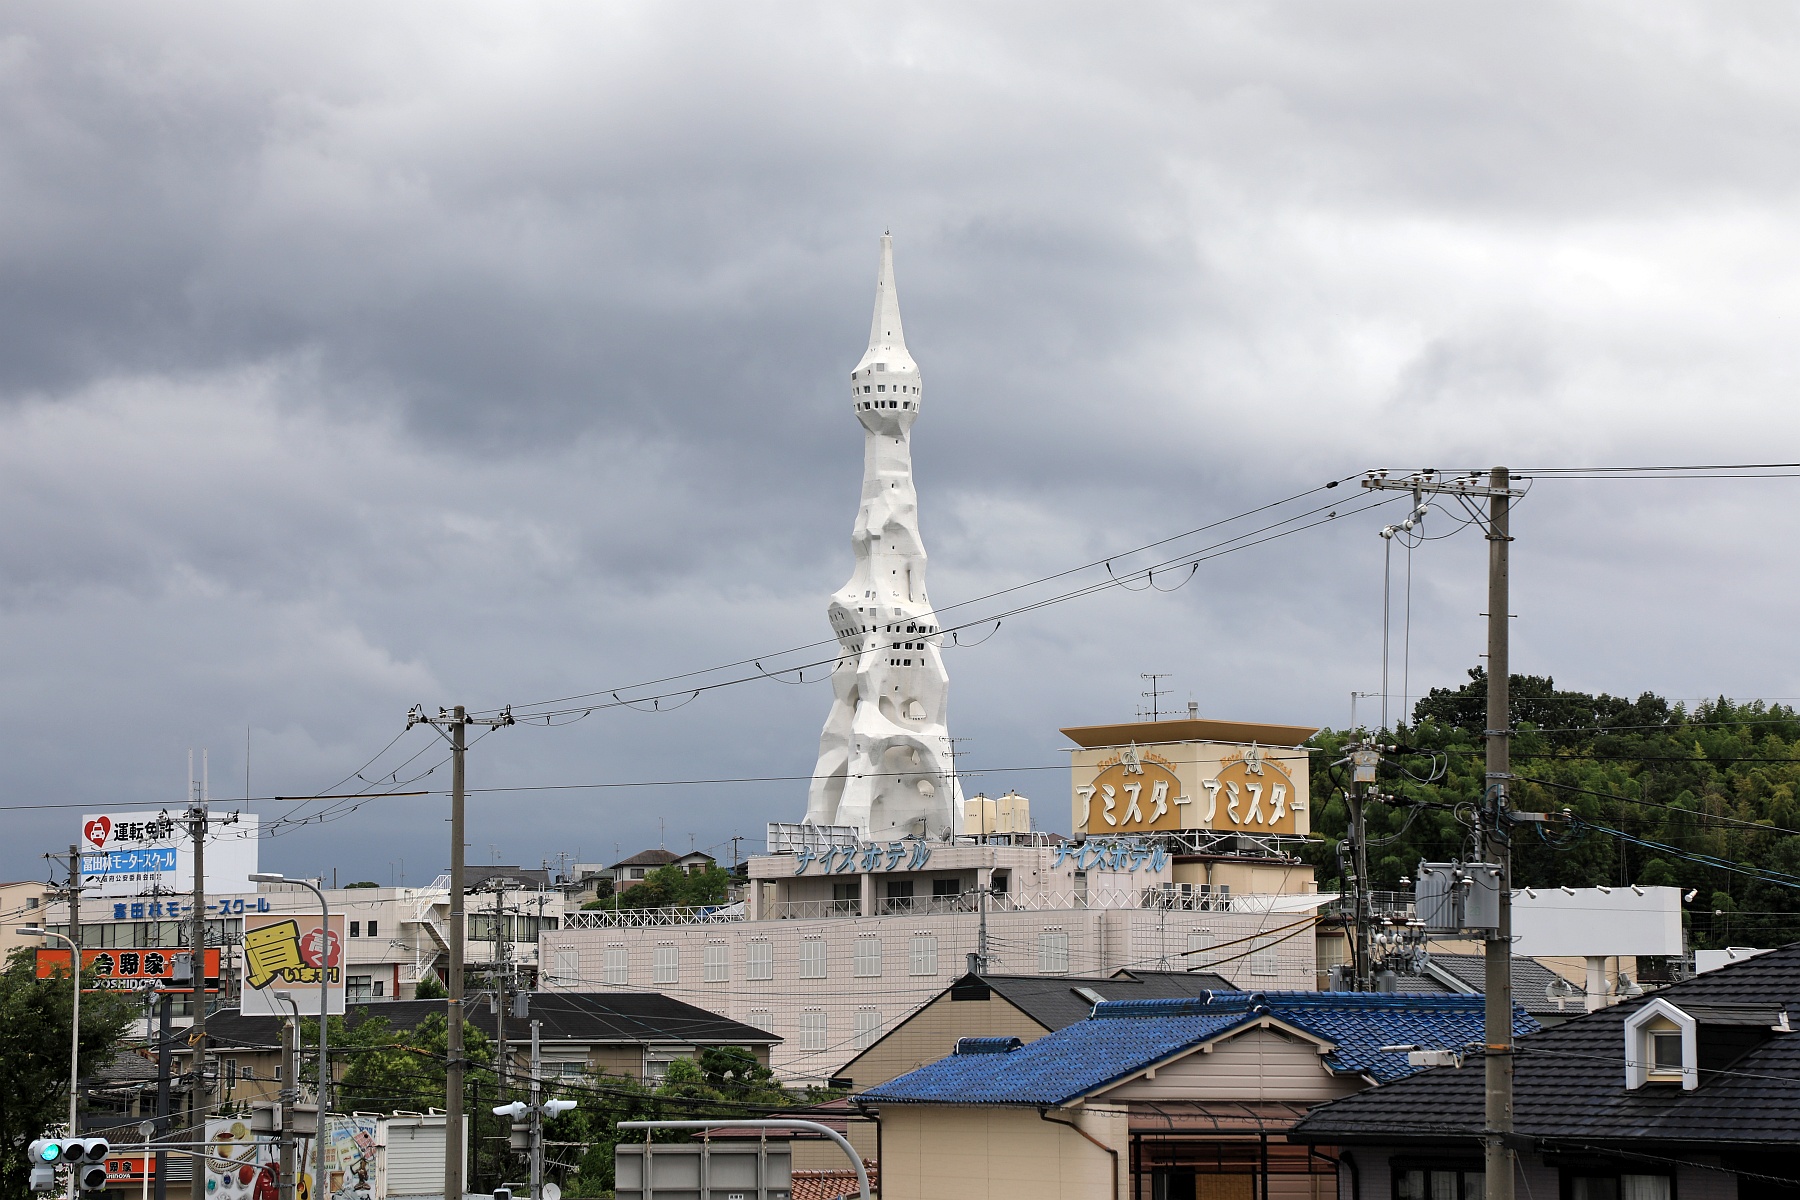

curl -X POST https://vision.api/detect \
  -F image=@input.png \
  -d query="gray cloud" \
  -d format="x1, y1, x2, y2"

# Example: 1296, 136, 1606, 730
3, 3, 1800, 881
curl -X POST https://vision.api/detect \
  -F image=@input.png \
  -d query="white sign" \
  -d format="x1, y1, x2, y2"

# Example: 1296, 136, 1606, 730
239, 912, 348, 1016
78, 810, 259, 898
1510, 886, 1684, 957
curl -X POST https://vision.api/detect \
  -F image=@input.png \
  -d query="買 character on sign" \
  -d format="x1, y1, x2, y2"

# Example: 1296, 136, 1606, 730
244, 920, 306, 989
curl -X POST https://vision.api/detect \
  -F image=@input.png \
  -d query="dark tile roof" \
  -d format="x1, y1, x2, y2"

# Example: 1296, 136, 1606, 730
1422, 953, 1581, 1019
1292, 941, 1800, 1149
858, 992, 1530, 1107
612, 849, 682, 869
967, 970, 1234, 1032
197, 992, 777, 1053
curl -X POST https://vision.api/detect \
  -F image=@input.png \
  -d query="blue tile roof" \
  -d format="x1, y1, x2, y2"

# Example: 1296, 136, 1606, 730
856, 991, 1538, 1107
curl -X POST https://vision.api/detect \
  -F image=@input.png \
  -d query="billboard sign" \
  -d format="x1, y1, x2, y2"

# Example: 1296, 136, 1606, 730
79, 810, 260, 898
239, 912, 346, 1016
1070, 742, 1311, 837
204, 1118, 281, 1200
36, 946, 222, 991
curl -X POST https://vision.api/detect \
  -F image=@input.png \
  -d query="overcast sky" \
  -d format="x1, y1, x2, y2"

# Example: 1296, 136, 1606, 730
4, 3, 1800, 885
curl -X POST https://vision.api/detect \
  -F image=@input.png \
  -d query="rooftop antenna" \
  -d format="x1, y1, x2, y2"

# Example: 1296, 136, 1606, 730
1138, 673, 1171, 721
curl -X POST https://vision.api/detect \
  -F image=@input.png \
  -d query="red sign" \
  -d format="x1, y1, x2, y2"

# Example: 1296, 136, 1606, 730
36, 947, 222, 991
83, 815, 112, 848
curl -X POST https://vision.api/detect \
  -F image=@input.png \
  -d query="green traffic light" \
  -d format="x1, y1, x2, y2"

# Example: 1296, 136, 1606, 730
38, 1144, 62, 1162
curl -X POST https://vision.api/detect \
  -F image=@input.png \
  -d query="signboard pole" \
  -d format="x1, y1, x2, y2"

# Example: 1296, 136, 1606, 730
68, 846, 82, 954
155, 991, 170, 1200
188, 800, 207, 1200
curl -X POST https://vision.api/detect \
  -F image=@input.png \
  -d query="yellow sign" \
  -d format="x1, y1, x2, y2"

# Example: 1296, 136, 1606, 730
1070, 739, 1308, 837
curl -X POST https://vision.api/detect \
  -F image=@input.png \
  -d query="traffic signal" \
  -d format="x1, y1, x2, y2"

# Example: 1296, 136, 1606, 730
26, 1140, 60, 1193
72, 1138, 111, 1192
541, 1100, 578, 1119
25, 1138, 109, 1192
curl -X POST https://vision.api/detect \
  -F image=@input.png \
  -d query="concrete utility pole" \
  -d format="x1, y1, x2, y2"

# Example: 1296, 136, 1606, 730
68, 846, 82, 951
1363, 467, 1522, 1200
407, 703, 513, 1200
1482, 466, 1515, 1200
189, 795, 208, 1200
529, 1020, 543, 1200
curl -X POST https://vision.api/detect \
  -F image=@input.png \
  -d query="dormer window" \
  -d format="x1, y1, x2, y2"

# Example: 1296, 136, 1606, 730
1624, 999, 1696, 1090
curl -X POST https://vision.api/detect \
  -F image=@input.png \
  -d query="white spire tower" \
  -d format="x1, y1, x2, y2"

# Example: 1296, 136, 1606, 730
805, 234, 961, 839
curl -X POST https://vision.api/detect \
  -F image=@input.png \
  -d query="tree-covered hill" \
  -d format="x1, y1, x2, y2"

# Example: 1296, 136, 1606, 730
1303, 668, 1800, 949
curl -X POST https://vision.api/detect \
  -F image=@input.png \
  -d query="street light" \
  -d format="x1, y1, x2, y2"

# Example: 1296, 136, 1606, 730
19, 926, 81, 1200
248, 874, 330, 1200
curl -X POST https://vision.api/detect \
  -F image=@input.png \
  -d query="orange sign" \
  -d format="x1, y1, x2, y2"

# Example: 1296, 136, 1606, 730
1202, 750, 1302, 834
1075, 752, 1188, 833
36, 947, 222, 991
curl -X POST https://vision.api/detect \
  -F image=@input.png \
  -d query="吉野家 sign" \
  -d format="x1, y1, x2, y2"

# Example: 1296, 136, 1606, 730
36, 947, 222, 992
791, 836, 932, 875
238, 912, 347, 1016
79, 810, 260, 898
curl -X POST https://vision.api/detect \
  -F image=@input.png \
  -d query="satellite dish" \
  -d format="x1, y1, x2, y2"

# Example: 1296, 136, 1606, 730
543, 1185, 562, 1200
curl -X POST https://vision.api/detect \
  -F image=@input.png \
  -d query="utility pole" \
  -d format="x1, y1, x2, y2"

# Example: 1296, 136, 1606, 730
67, 846, 81, 951
1482, 466, 1515, 1200
494, 890, 508, 1108
188, 788, 208, 1200
528, 1019, 543, 1200
408, 704, 513, 1200
154, 989, 171, 1200
1364, 467, 1521, 1200
278, 1011, 297, 1200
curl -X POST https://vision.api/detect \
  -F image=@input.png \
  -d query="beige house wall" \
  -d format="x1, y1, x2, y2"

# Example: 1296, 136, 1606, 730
879, 1104, 1129, 1200
1103, 1025, 1362, 1104
0, 881, 49, 959
837, 990, 1050, 1090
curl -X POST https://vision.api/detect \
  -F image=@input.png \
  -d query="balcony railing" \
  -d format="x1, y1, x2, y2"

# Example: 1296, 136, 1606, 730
556, 889, 1325, 929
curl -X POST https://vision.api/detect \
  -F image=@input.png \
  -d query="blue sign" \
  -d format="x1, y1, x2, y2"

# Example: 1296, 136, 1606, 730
793, 837, 932, 875
109, 897, 271, 921
1052, 838, 1168, 873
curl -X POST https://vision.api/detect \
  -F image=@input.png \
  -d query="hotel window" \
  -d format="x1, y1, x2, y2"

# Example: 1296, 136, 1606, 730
1186, 930, 1213, 967
747, 939, 773, 981
346, 975, 374, 1004
604, 945, 629, 986
704, 942, 729, 983
349, 921, 360, 937
909, 933, 938, 976
1250, 943, 1279, 976
799, 937, 827, 980
1038, 928, 1069, 974
854, 1008, 881, 1050
799, 1009, 828, 1051
653, 943, 679, 985
853, 935, 882, 978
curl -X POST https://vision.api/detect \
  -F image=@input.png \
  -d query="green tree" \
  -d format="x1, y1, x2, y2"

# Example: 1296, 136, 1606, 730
411, 973, 446, 1000
1307, 669, 1800, 950
0, 949, 135, 1200
596, 865, 733, 911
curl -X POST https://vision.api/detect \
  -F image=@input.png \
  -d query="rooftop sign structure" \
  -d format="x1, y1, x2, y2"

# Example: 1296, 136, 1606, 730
1061, 718, 1318, 840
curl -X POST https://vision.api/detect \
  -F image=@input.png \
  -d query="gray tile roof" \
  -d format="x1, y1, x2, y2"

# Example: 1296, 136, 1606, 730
198, 992, 777, 1053
1293, 942, 1800, 1149
1420, 953, 1583, 1019
972, 969, 1234, 1032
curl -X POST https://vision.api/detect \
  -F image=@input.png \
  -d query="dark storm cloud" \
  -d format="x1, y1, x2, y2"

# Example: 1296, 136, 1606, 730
3, 3, 1800, 880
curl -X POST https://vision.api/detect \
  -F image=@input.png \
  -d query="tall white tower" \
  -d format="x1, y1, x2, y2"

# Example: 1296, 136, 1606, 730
805, 235, 962, 840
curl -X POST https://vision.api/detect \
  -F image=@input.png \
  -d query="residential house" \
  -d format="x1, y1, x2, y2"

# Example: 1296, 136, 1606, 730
1290, 942, 1800, 1199
855, 991, 1533, 1200
186, 992, 779, 1112
835, 969, 1233, 1091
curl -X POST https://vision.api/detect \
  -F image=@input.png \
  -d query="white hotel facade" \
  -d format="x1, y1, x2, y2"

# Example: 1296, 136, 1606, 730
540, 826, 1326, 1085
